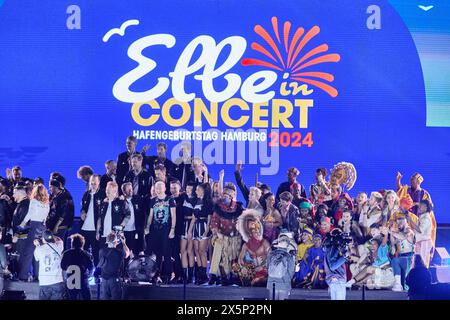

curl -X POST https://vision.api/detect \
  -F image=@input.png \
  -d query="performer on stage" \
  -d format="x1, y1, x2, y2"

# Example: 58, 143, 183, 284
234, 209, 271, 286
144, 181, 176, 284
46, 176, 74, 246
144, 142, 175, 178
116, 136, 146, 187
96, 182, 131, 248
179, 181, 196, 283
100, 160, 117, 191
277, 191, 300, 242
80, 174, 105, 265
397, 172, 437, 249
262, 193, 282, 244
193, 183, 213, 285
209, 183, 244, 286
309, 168, 332, 208
123, 154, 152, 199
275, 167, 306, 201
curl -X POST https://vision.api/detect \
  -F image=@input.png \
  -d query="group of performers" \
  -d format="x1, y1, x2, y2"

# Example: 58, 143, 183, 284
0, 136, 437, 293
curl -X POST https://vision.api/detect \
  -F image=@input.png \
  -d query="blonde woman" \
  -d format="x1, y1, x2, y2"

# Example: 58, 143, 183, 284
382, 190, 399, 225
19, 184, 50, 281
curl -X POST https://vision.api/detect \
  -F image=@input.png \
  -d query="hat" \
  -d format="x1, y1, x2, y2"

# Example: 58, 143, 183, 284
13, 181, 27, 191
412, 173, 424, 184
299, 201, 312, 210
313, 233, 323, 240
303, 227, 314, 236
321, 216, 331, 224
49, 179, 61, 188
42, 230, 54, 242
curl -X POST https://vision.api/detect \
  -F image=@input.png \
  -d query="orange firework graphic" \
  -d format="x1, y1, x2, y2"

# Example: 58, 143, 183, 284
241, 17, 341, 98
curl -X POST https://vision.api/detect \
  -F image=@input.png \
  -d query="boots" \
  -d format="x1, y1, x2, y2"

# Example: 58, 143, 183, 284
187, 267, 194, 284
197, 267, 208, 285
208, 274, 217, 286
182, 268, 188, 283
392, 275, 403, 292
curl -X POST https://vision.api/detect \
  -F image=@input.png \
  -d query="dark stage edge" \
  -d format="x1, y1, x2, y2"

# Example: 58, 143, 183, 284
2, 281, 408, 300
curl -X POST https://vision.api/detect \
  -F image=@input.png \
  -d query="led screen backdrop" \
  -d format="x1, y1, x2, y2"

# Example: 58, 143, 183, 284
0, 0, 449, 222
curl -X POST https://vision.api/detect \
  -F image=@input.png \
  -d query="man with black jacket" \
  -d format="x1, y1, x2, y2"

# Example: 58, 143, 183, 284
116, 136, 148, 189
61, 233, 94, 300
80, 174, 105, 265
46, 177, 75, 246
123, 153, 151, 199
100, 160, 117, 191
96, 182, 131, 247
0, 179, 12, 241
11, 182, 31, 281
144, 142, 175, 178
121, 182, 146, 255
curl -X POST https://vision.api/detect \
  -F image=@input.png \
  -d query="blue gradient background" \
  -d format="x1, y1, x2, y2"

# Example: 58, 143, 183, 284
0, 0, 449, 222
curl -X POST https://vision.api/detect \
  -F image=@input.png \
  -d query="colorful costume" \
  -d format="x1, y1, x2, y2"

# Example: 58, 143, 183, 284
233, 209, 270, 286
209, 199, 244, 278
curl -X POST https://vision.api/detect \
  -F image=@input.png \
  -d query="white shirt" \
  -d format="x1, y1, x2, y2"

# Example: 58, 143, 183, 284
102, 201, 113, 237
124, 198, 135, 231
23, 199, 49, 224
82, 192, 96, 231
34, 241, 64, 286
416, 212, 432, 242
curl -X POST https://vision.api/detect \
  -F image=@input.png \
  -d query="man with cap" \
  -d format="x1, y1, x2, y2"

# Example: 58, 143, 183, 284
275, 167, 306, 202
46, 176, 75, 247
11, 182, 31, 281
33, 230, 65, 300
390, 212, 415, 292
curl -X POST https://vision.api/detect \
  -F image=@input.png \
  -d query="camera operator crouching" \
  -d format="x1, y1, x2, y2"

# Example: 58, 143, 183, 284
33, 230, 65, 300
97, 231, 130, 300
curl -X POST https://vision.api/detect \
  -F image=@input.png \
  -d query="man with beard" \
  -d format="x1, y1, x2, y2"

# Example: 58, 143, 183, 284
209, 183, 244, 286
144, 142, 175, 178
100, 160, 117, 191
123, 153, 152, 199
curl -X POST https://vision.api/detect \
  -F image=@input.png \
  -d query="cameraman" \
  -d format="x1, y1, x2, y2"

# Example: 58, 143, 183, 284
33, 231, 65, 300
323, 229, 350, 300
97, 231, 130, 300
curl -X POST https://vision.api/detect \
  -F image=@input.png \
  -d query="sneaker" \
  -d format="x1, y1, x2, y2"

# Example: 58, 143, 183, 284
392, 283, 403, 292
345, 279, 356, 288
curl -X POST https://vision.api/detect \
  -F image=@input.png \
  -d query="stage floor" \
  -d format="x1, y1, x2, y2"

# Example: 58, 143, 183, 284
2, 280, 409, 300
